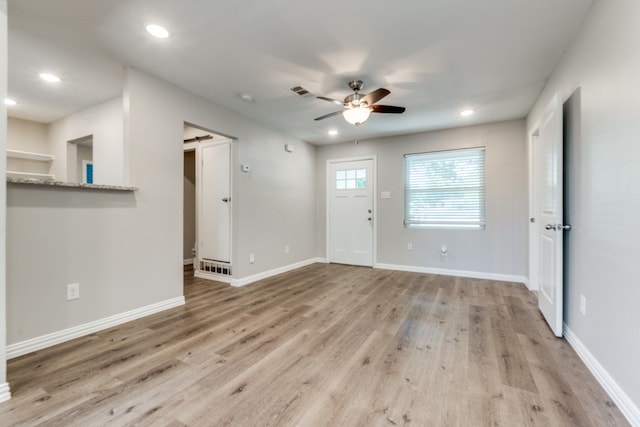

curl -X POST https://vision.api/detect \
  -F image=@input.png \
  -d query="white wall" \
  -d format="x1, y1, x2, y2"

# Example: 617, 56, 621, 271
6, 67, 316, 347
48, 97, 124, 185
527, 0, 640, 419
0, 0, 9, 403
7, 117, 47, 152
6, 117, 49, 175
316, 120, 528, 279
123, 69, 317, 280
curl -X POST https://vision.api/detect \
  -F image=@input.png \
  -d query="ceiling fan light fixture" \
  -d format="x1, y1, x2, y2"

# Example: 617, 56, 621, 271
342, 106, 372, 126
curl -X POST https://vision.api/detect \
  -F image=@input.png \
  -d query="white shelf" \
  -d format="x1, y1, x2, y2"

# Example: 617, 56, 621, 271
6, 170, 55, 180
6, 149, 55, 162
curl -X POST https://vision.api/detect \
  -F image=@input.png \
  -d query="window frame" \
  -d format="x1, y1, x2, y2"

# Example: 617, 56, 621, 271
403, 146, 486, 230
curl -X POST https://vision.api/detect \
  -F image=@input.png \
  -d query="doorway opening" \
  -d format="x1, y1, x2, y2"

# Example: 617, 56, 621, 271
67, 134, 93, 184
183, 123, 234, 283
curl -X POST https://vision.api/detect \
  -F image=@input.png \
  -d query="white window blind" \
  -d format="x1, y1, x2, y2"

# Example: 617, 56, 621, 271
404, 147, 486, 229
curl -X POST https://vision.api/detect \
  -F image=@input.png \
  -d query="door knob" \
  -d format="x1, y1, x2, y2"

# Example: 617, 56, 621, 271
222, 197, 230, 203
545, 224, 557, 230
560, 224, 572, 231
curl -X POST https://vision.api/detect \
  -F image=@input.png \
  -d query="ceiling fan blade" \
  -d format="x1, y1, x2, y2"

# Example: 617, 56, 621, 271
317, 96, 344, 106
372, 104, 406, 114
314, 110, 344, 121
361, 88, 390, 106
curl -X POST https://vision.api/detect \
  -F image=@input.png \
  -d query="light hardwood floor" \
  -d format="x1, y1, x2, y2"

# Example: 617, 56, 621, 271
0, 264, 630, 426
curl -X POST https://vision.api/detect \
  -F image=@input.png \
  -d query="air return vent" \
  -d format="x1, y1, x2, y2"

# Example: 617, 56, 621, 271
290, 86, 314, 98
200, 259, 232, 276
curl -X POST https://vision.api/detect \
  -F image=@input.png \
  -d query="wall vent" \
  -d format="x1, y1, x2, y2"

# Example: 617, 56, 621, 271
199, 259, 232, 276
290, 86, 314, 98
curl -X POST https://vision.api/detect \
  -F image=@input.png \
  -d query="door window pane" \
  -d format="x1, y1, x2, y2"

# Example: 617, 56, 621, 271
336, 168, 367, 190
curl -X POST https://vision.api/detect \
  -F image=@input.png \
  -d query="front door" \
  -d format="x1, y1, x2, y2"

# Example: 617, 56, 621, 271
327, 159, 374, 266
534, 94, 565, 337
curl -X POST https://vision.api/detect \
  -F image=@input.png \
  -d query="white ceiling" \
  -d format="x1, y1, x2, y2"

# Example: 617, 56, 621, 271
6, 0, 594, 145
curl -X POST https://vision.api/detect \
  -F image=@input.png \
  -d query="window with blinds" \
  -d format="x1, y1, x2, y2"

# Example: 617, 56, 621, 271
404, 147, 486, 229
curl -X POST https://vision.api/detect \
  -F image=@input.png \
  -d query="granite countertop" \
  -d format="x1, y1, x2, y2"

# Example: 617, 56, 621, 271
7, 177, 138, 191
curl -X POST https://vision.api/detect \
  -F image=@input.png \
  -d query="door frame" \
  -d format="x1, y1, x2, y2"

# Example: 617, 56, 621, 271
325, 155, 377, 265
528, 129, 540, 291
183, 121, 236, 283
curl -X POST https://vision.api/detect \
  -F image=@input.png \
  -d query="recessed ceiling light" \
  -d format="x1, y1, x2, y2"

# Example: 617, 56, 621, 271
4, 98, 17, 106
146, 24, 170, 39
328, 129, 338, 136
460, 109, 475, 117
39, 73, 61, 83
240, 93, 255, 103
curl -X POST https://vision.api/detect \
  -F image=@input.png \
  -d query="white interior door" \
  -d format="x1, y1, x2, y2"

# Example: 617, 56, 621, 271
327, 159, 374, 267
535, 94, 565, 337
199, 141, 231, 263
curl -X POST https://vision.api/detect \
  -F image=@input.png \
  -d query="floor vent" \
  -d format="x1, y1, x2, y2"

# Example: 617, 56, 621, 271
199, 259, 232, 276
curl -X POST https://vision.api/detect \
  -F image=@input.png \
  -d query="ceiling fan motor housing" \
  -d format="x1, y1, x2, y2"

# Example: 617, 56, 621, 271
348, 80, 365, 92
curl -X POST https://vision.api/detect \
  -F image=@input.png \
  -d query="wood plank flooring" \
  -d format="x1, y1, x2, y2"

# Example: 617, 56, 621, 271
0, 264, 629, 426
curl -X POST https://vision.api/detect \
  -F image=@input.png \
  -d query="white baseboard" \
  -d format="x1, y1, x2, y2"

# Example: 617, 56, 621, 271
7, 296, 185, 359
0, 383, 11, 403
183, 258, 193, 266
194, 270, 234, 284
564, 324, 640, 427
374, 263, 527, 284
231, 258, 325, 287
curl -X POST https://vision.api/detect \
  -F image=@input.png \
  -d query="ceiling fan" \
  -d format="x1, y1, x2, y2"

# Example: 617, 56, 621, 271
314, 80, 406, 126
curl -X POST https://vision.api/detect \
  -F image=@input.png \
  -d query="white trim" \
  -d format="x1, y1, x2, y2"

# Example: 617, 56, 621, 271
563, 324, 640, 427
183, 258, 193, 266
527, 126, 540, 292
194, 269, 234, 284
0, 383, 11, 403
232, 258, 325, 287
6, 296, 185, 359
375, 263, 527, 284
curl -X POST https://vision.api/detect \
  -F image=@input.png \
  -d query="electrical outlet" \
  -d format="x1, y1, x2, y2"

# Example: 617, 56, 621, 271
407, 242, 413, 251
66, 283, 80, 301
285, 245, 290, 254
249, 253, 255, 264
580, 294, 586, 315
